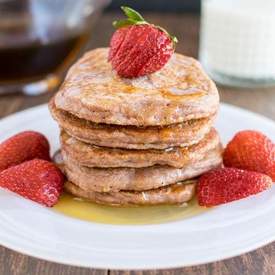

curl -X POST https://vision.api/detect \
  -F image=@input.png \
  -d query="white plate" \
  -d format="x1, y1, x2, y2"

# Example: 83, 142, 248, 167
0, 103, 274, 270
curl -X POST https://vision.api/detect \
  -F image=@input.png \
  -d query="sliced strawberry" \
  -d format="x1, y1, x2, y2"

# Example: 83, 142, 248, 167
197, 167, 272, 207
0, 131, 50, 172
0, 159, 64, 207
223, 130, 275, 181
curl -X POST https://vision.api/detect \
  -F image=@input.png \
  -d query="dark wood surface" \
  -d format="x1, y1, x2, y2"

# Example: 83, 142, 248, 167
0, 12, 274, 275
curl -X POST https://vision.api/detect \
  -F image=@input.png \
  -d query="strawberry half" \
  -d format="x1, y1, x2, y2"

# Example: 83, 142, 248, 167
197, 167, 272, 207
109, 6, 177, 78
0, 159, 64, 207
0, 131, 50, 172
223, 130, 275, 181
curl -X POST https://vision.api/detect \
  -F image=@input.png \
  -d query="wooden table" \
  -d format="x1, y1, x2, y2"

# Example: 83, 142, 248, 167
0, 12, 274, 275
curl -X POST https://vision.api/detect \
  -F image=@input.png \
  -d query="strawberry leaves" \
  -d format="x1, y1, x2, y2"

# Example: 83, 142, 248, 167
121, 6, 145, 22
113, 6, 178, 46
113, 6, 147, 29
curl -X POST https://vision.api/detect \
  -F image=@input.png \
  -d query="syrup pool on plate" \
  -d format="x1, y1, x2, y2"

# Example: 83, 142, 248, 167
54, 193, 208, 225
53, 150, 209, 225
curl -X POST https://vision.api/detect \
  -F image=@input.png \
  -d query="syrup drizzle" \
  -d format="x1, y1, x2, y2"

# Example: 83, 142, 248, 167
54, 192, 208, 225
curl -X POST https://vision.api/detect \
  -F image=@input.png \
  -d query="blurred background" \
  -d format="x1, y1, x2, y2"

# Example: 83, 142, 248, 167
2, 0, 275, 94
108, 0, 200, 12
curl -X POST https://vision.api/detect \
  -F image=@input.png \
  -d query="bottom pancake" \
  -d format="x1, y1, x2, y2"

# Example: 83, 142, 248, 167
63, 145, 223, 193
65, 180, 196, 206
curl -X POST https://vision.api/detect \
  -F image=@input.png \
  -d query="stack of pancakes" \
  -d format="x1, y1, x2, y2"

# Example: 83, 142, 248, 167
49, 48, 222, 206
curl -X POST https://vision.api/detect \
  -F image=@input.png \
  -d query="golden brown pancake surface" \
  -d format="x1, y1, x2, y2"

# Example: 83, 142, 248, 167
54, 48, 219, 126
65, 180, 196, 206
50, 99, 215, 150
62, 145, 222, 193
60, 128, 220, 168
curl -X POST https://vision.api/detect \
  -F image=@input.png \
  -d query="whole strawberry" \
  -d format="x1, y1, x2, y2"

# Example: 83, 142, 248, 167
197, 167, 272, 207
109, 6, 177, 78
0, 131, 50, 172
223, 130, 275, 181
0, 159, 64, 207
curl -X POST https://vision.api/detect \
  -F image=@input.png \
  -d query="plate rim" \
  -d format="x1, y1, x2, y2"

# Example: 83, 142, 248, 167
0, 102, 274, 269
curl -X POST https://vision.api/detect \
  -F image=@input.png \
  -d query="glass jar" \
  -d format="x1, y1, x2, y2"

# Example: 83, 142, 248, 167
0, 0, 109, 95
199, 0, 275, 87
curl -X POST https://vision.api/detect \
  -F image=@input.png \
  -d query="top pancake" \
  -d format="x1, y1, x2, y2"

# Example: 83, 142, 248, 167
55, 48, 219, 126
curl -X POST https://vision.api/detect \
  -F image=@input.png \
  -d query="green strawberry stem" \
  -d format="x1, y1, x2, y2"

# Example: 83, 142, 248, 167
121, 6, 145, 21
113, 6, 178, 46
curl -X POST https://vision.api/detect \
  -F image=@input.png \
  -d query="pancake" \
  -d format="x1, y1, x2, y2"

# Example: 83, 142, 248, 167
54, 48, 219, 126
60, 128, 220, 168
62, 145, 223, 192
65, 180, 196, 206
50, 99, 215, 150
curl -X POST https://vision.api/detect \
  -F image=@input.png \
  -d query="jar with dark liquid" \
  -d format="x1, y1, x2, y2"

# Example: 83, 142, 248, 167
0, 0, 109, 95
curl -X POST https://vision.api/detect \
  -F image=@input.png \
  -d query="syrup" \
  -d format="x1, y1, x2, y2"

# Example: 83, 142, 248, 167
54, 192, 208, 225
159, 88, 205, 100
0, 0, 89, 84
0, 33, 88, 83
119, 85, 204, 101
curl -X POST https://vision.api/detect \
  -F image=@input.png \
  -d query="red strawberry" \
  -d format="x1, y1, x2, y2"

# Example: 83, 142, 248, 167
223, 130, 275, 181
109, 6, 177, 78
197, 167, 272, 207
0, 159, 64, 207
0, 131, 50, 172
